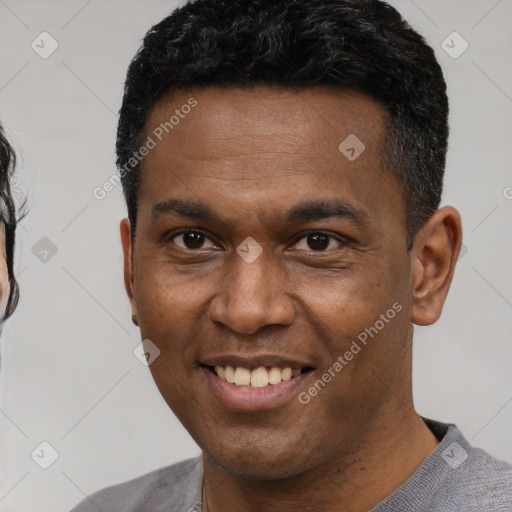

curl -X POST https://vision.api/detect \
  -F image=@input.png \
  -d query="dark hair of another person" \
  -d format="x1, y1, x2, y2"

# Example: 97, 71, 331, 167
117, 0, 449, 250
0, 124, 21, 320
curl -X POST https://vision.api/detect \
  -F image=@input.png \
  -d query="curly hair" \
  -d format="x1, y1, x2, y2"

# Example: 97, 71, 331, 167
117, 0, 449, 248
0, 123, 21, 320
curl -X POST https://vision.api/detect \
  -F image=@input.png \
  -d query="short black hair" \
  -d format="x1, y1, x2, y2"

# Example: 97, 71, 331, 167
0, 123, 21, 320
117, 0, 448, 248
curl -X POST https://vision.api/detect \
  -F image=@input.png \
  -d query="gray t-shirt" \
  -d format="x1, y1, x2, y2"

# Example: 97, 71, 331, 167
70, 418, 512, 512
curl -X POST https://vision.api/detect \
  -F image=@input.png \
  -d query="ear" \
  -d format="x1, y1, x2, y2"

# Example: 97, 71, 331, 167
410, 206, 463, 326
120, 218, 138, 326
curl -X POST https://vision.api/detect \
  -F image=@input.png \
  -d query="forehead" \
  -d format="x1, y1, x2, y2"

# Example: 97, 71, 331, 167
144, 85, 387, 159
138, 85, 403, 228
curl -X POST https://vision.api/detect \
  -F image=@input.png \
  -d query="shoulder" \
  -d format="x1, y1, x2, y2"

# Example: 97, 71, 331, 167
69, 456, 203, 512
372, 419, 512, 512
423, 418, 512, 510
432, 444, 512, 510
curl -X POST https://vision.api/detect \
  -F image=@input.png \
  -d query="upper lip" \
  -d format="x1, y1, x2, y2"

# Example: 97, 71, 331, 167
200, 354, 315, 370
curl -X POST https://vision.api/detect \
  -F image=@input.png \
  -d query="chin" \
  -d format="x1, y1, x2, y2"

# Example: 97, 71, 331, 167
203, 431, 321, 480
214, 453, 312, 480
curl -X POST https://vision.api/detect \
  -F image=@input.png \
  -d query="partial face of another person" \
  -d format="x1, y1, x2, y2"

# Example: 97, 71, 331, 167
0, 226, 9, 317
121, 86, 454, 479
0, 124, 17, 325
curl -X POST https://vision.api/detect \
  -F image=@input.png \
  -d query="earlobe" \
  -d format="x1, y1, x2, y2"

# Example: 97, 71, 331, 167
410, 206, 462, 326
120, 218, 138, 324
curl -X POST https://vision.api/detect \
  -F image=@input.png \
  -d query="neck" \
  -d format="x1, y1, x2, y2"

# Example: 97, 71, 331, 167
202, 409, 439, 512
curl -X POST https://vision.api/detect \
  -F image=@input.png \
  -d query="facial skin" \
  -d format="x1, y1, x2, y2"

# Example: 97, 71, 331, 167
0, 226, 10, 319
121, 86, 462, 512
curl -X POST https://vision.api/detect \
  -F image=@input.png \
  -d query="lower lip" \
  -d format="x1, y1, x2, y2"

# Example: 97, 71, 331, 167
201, 367, 312, 411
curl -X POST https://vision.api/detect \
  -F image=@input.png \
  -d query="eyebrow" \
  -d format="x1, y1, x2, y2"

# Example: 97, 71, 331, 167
152, 199, 213, 220
286, 199, 368, 225
152, 198, 369, 226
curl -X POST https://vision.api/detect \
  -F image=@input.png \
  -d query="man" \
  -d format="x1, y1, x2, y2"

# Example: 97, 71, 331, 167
71, 0, 512, 510
0, 123, 21, 327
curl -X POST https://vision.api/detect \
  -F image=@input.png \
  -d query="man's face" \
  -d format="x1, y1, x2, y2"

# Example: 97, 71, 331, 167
124, 86, 416, 478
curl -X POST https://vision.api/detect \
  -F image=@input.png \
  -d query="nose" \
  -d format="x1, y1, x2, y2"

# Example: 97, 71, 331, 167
207, 253, 296, 335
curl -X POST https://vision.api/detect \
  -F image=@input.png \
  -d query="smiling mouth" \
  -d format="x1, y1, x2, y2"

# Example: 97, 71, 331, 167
202, 364, 315, 389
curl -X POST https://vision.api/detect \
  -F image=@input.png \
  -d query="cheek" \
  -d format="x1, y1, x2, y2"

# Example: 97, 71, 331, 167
296, 266, 410, 397
294, 261, 404, 331
131, 247, 227, 395
135, 259, 209, 323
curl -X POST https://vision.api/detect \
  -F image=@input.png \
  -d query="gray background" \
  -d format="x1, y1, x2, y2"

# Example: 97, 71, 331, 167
0, 0, 511, 510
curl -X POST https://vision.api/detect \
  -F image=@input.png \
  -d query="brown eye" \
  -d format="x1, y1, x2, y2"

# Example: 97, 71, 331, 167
293, 232, 344, 252
171, 230, 217, 250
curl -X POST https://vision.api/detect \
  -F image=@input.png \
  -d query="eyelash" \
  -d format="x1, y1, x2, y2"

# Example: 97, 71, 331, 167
167, 229, 349, 252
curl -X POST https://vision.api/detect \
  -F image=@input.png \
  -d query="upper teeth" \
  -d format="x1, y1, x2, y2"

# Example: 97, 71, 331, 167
215, 365, 301, 387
